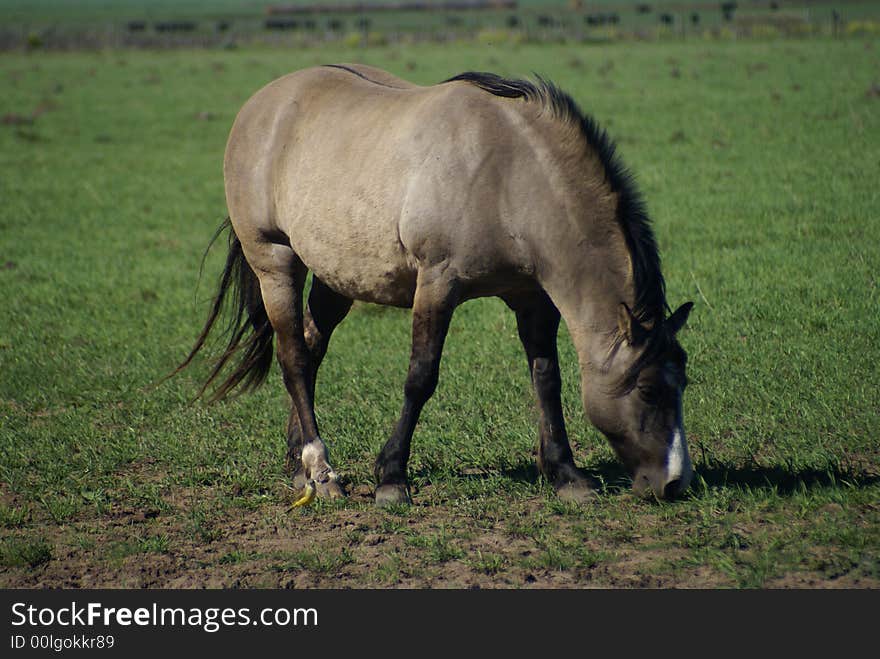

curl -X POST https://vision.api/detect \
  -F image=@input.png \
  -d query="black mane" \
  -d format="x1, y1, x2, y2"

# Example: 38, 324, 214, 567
444, 71, 668, 326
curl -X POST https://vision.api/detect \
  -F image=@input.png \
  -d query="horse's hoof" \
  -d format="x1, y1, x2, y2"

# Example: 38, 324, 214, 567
375, 484, 411, 507
315, 479, 346, 500
556, 481, 597, 504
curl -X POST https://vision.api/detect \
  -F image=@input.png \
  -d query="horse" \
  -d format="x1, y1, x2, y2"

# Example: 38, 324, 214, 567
174, 64, 694, 506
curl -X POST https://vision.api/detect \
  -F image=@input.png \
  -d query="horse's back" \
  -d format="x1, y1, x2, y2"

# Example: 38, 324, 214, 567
224, 65, 539, 306
322, 63, 419, 89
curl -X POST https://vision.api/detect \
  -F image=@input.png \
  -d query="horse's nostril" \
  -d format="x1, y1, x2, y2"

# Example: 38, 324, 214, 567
663, 479, 681, 500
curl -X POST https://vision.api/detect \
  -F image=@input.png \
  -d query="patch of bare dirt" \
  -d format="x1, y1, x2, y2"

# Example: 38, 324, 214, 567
3, 475, 878, 590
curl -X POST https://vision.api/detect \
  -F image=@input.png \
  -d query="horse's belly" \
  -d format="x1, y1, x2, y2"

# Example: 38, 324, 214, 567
275, 149, 418, 306
289, 227, 417, 308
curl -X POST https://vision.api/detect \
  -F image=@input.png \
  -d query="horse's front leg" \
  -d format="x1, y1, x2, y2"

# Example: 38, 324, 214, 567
506, 291, 596, 502
374, 266, 458, 506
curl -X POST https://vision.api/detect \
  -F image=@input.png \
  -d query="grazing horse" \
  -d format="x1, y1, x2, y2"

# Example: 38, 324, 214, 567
175, 64, 694, 505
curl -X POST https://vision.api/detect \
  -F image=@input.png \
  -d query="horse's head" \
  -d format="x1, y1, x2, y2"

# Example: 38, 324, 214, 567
585, 301, 694, 500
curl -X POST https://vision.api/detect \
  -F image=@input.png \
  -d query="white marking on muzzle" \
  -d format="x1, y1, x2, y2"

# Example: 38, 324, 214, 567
665, 405, 693, 494
661, 376, 693, 492
667, 425, 689, 482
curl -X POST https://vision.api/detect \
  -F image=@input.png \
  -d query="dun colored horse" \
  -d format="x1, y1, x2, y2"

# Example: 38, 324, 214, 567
175, 64, 694, 505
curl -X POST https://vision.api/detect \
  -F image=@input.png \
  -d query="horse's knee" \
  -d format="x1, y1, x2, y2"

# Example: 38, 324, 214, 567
403, 357, 439, 402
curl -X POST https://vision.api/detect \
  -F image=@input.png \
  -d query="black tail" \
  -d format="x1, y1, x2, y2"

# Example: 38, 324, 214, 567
171, 218, 274, 402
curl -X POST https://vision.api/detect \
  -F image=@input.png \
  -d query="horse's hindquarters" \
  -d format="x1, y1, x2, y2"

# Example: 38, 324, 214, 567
226, 69, 430, 307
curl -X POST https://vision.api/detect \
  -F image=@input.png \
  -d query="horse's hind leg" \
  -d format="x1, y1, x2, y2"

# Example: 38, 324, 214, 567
504, 291, 596, 503
286, 276, 352, 493
374, 266, 458, 505
245, 243, 343, 498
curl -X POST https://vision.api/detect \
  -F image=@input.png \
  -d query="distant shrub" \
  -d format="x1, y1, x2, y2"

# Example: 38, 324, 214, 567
588, 26, 620, 43
26, 32, 43, 49
788, 22, 814, 37
264, 19, 297, 31
735, 13, 811, 38
703, 26, 736, 40
366, 31, 387, 47
846, 20, 880, 36
721, 2, 738, 23
155, 21, 196, 33
748, 24, 780, 39
653, 25, 675, 39
476, 28, 524, 46
586, 13, 621, 26
343, 31, 362, 47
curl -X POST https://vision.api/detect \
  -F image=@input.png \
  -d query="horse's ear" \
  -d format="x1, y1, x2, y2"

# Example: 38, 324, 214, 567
666, 302, 694, 335
617, 303, 648, 345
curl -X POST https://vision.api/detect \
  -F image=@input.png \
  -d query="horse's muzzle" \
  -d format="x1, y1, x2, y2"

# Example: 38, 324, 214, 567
632, 464, 693, 501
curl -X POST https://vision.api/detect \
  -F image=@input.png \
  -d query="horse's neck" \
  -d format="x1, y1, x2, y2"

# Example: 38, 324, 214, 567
509, 130, 636, 366
560, 298, 624, 378
536, 214, 634, 373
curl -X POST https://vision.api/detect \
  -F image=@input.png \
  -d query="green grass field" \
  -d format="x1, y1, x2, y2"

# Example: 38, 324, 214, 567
1, 35, 878, 588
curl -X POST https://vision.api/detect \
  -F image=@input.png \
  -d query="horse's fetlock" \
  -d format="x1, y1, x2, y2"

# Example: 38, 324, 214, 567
301, 439, 333, 475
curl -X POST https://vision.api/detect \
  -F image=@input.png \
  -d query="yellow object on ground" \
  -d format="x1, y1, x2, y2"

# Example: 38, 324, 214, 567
290, 480, 316, 508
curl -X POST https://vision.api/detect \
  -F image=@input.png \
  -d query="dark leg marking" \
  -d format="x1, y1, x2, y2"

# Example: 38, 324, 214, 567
286, 277, 352, 497
505, 291, 595, 502
255, 259, 341, 500
374, 272, 457, 505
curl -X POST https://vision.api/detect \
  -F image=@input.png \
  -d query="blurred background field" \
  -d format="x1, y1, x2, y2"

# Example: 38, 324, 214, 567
2, 0, 880, 51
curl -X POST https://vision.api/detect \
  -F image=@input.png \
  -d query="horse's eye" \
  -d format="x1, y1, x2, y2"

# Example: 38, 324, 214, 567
637, 385, 661, 404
